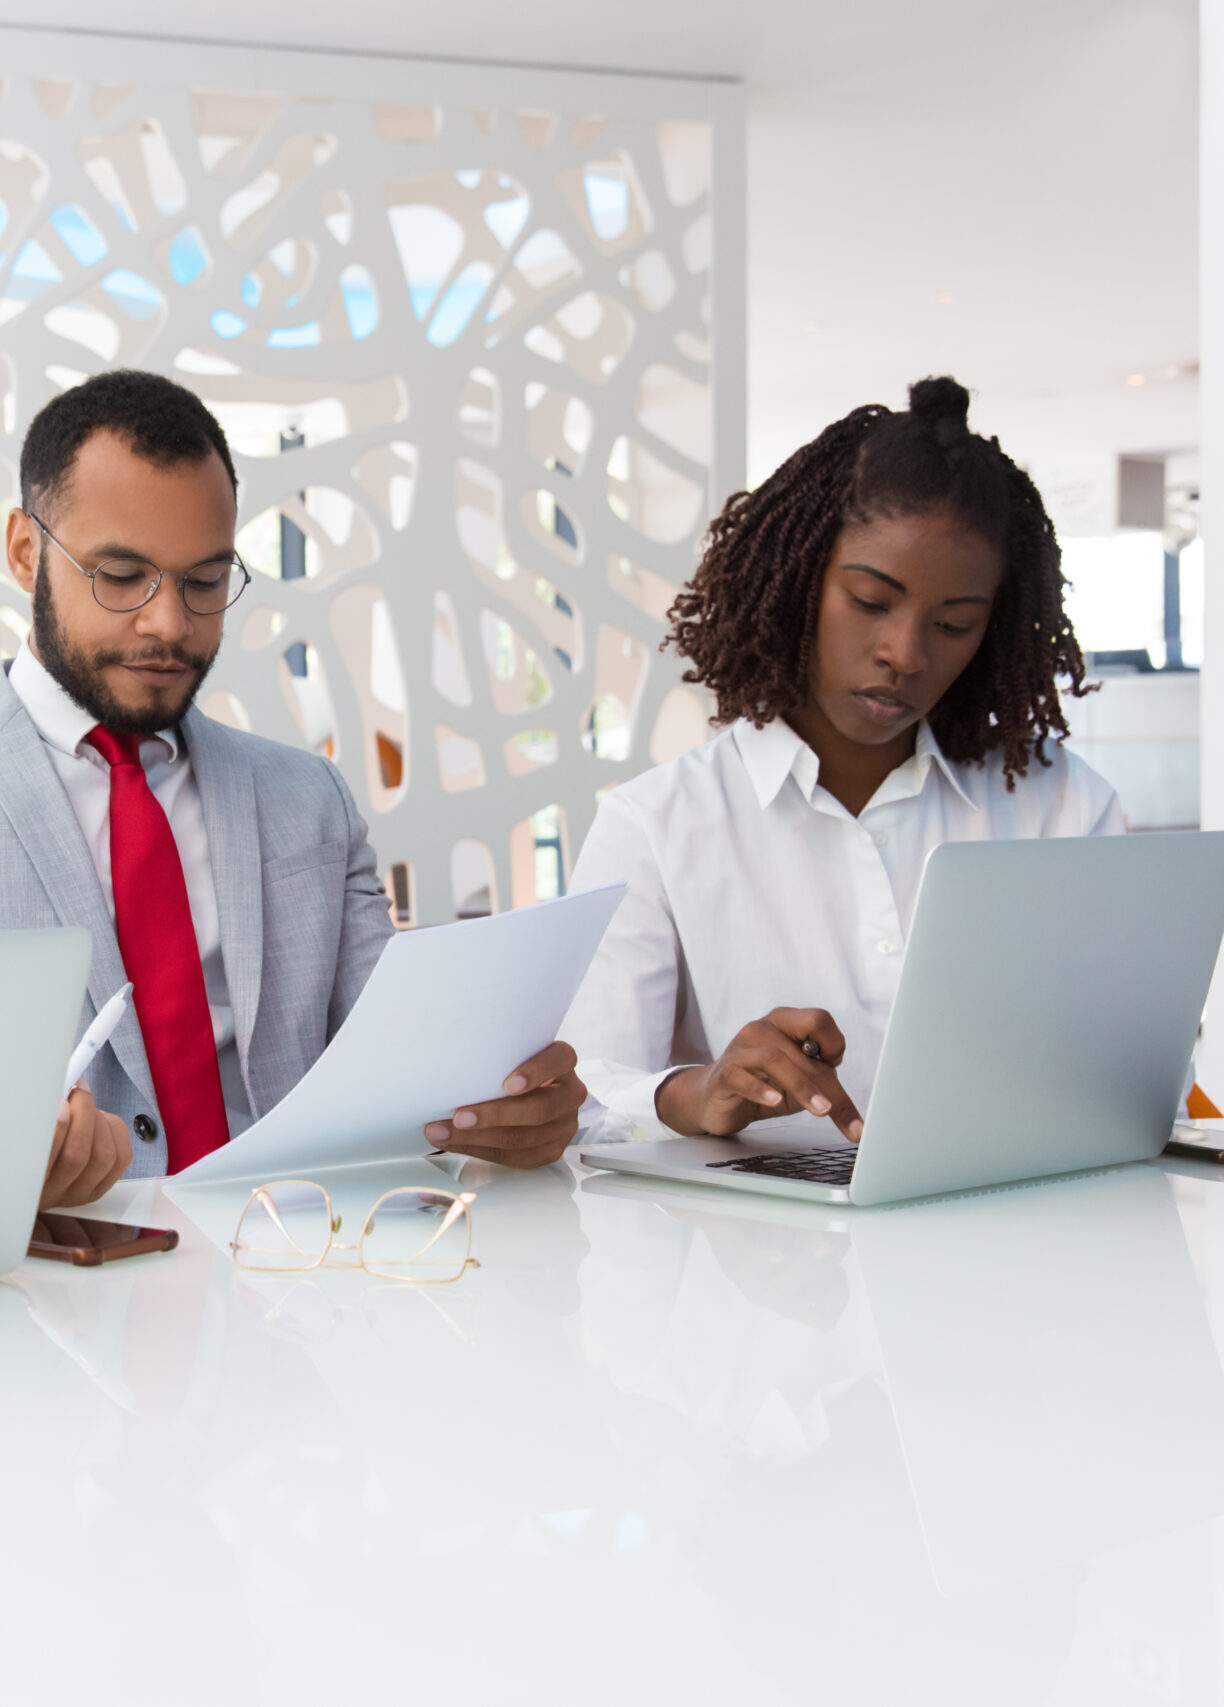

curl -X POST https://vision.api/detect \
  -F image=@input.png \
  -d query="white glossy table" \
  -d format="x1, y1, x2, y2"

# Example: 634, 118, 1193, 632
4, 1151, 1224, 1707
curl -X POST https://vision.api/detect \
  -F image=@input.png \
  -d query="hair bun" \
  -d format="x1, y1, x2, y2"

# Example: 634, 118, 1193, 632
908, 375, 971, 449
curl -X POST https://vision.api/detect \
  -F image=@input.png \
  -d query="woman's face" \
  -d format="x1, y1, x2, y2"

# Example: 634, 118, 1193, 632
807, 509, 1004, 747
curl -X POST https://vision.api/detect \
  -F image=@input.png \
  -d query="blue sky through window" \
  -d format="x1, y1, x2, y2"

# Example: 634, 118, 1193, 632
12, 239, 60, 283
49, 205, 106, 267
484, 194, 529, 248
585, 174, 629, 241
168, 228, 207, 284
427, 264, 492, 346
267, 321, 321, 348
340, 267, 377, 339
7, 239, 61, 302
101, 270, 162, 320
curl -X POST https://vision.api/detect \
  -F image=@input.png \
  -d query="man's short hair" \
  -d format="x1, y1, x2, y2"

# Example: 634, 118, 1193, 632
20, 369, 238, 516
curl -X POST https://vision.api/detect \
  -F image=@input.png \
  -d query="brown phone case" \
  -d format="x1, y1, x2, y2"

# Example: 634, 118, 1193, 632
27, 1216, 179, 1265
1164, 1139, 1224, 1166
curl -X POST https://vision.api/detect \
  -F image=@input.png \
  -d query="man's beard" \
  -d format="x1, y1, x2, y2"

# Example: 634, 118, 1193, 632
32, 564, 218, 736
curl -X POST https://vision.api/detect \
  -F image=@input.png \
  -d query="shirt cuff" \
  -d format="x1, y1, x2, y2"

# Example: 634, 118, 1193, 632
576, 1058, 697, 1141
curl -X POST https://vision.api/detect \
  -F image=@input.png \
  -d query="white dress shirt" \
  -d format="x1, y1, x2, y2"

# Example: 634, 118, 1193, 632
564, 716, 1125, 1137
9, 641, 251, 1134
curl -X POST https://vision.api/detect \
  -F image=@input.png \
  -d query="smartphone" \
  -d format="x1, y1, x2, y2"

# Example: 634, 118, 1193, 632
27, 1214, 179, 1265
1164, 1124, 1224, 1167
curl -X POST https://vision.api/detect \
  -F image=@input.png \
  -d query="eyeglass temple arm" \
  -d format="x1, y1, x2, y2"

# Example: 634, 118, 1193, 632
252, 1187, 321, 1258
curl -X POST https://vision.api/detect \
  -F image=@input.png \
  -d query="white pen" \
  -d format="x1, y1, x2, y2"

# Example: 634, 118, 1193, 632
62, 982, 133, 1099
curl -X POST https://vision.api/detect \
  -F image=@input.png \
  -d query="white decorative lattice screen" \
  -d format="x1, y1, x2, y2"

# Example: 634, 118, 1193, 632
0, 30, 744, 923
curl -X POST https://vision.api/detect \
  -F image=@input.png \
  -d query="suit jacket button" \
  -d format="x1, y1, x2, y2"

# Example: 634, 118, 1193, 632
134, 1114, 158, 1143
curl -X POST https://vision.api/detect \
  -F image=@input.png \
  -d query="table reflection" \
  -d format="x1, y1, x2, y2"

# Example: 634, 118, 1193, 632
578, 1162, 1224, 1702
5, 1154, 1223, 1707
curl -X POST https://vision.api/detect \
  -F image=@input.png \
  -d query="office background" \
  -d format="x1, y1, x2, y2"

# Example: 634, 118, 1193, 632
0, 29, 743, 926
0, 4, 1213, 1055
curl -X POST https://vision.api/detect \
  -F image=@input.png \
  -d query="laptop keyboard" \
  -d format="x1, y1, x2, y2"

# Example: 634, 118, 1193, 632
705, 1148, 858, 1185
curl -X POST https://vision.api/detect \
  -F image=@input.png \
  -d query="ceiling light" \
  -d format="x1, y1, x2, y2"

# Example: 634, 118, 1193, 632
1126, 373, 1146, 386
937, 292, 953, 305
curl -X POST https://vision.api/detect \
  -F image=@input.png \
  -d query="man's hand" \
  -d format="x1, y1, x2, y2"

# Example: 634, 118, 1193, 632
41, 1083, 132, 1210
655, 1007, 864, 1142
423, 1042, 586, 1170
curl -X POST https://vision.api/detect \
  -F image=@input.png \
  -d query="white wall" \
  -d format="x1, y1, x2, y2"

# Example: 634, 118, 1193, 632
1198, 0, 1224, 1097
1065, 674, 1200, 832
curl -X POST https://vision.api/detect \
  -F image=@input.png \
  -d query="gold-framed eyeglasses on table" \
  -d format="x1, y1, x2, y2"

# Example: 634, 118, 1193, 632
230, 1180, 479, 1284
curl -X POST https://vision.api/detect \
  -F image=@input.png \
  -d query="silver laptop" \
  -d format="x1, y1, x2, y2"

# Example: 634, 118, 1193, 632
580, 831, 1224, 1207
0, 927, 92, 1272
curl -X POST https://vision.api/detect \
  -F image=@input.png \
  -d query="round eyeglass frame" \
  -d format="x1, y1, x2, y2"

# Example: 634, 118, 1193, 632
27, 511, 252, 616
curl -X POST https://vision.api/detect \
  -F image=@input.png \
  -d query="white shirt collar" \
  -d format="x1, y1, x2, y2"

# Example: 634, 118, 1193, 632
8, 640, 178, 764
732, 715, 977, 813
730, 717, 806, 810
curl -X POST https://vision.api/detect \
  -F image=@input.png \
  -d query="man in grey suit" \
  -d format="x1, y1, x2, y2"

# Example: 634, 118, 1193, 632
3, 371, 585, 1207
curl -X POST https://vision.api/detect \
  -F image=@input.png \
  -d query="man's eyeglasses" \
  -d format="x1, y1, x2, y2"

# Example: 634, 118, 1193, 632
230, 1179, 480, 1284
27, 512, 251, 616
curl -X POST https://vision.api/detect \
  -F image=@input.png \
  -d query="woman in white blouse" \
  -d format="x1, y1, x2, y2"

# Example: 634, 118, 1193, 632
564, 376, 1123, 1145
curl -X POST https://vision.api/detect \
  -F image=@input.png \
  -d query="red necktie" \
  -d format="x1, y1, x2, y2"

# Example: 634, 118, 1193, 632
86, 727, 229, 1172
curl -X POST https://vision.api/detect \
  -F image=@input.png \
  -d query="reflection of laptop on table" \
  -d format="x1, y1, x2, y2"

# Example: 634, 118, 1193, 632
855, 1165, 1224, 1592
581, 832, 1224, 1207
583, 1162, 1224, 1593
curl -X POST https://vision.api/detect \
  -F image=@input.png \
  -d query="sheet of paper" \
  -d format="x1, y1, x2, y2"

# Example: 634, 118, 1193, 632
172, 882, 625, 1187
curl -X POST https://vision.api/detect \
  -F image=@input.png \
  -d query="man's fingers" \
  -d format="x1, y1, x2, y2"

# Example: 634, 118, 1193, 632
106, 1114, 133, 1183
63, 1113, 127, 1207
43, 1109, 70, 1175
501, 1039, 578, 1095
53, 1124, 114, 1208
82, 1148, 131, 1206
40, 1092, 131, 1211
41, 1108, 94, 1208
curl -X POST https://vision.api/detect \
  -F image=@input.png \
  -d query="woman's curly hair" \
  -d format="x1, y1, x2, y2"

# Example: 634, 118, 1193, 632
665, 376, 1092, 788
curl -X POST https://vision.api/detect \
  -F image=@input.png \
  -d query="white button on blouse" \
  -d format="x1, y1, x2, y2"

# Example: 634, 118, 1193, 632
563, 716, 1125, 1138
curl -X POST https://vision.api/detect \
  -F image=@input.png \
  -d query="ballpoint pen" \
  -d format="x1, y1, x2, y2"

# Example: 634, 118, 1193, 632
62, 982, 133, 1098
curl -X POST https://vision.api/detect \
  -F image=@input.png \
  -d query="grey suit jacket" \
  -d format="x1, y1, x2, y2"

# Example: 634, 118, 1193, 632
0, 666, 395, 1178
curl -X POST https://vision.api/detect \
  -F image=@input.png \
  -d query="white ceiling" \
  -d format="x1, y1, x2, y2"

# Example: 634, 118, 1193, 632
10, 0, 1201, 483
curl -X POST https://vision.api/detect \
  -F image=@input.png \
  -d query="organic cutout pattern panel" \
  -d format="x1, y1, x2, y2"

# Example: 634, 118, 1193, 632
0, 76, 719, 922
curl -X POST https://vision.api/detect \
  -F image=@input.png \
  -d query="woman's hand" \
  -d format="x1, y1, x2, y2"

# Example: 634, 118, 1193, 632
423, 1041, 586, 1169
655, 1008, 863, 1142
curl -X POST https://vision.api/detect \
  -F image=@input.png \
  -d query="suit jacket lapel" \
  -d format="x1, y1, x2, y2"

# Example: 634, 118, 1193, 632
182, 707, 263, 1069
0, 671, 156, 1103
